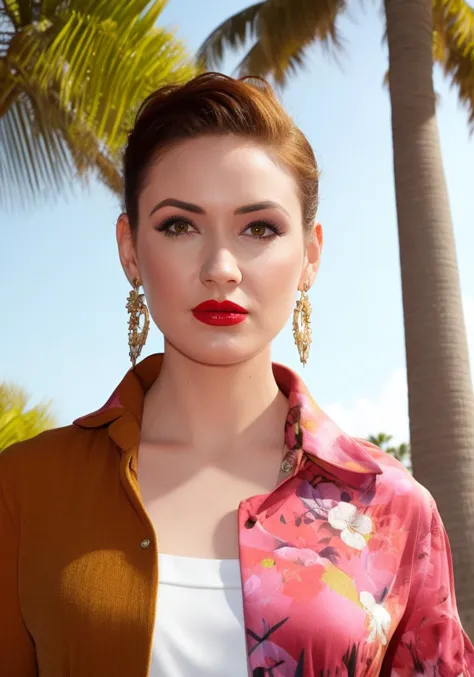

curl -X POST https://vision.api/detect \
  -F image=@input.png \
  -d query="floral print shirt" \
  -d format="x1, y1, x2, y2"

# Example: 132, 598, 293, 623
231, 362, 474, 676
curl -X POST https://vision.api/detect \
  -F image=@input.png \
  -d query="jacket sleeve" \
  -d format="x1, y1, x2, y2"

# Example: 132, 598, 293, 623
381, 496, 474, 676
0, 457, 38, 676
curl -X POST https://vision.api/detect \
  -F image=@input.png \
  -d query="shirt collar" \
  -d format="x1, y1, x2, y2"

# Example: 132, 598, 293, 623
73, 353, 382, 483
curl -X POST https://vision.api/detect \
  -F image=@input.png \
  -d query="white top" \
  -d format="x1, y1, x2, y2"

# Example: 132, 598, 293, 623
149, 553, 249, 677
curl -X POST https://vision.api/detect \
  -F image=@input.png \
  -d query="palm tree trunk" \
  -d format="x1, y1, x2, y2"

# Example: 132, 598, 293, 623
384, 0, 474, 637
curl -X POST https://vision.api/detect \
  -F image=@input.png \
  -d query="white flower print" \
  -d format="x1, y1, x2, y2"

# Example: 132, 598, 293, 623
360, 591, 391, 645
327, 501, 372, 550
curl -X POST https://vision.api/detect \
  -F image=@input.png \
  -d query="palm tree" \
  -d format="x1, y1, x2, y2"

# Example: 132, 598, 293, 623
0, 382, 56, 451
368, 433, 412, 472
197, 0, 474, 635
0, 0, 196, 208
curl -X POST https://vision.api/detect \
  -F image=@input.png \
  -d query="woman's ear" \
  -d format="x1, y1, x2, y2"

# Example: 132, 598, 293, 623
299, 222, 323, 290
116, 213, 141, 284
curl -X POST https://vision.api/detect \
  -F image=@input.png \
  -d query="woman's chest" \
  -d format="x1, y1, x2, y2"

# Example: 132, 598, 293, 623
137, 442, 282, 559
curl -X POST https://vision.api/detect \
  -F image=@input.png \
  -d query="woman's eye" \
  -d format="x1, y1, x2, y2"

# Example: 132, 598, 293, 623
245, 221, 282, 239
171, 221, 190, 235
156, 217, 195, 237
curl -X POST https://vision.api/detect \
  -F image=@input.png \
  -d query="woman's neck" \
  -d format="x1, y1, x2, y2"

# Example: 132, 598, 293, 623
140, 343, 289, 458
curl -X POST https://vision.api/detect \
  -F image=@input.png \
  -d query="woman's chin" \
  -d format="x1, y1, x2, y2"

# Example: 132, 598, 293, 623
165, 337, 268, 367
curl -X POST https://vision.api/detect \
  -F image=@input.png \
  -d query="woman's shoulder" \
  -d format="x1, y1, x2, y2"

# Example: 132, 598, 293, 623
0, 424, 101, 489
0, 423, 116, 525
1, 424, 79, 461
354, 436, 436, 523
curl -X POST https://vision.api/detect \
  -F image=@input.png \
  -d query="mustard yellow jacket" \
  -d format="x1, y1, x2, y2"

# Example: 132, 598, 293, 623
1, 354, 472, 676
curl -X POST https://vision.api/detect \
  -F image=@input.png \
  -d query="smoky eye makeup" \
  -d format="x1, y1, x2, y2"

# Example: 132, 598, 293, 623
243, 219, 285, 239
155, 215, 196, 237
154, 214, 287, 240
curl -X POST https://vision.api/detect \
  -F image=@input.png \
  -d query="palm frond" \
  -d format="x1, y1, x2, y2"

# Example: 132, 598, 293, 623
40, 0, 68, 20
0, 382, 56, 452
234, 40, 270, 79
0, 0, 196, 208
1, 0, 31, 28
0, 86, 74, 209
260, 0, 345, 58
236, 39, 312, 87
433, 0, 474, 128
196, 2, 264, 69
197, 0, 346, 87
28, 0, 195, 151
0, 77, 123, 209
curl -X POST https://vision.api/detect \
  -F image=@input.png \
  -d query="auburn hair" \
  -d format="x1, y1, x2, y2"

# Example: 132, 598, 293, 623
123, 72, 319, 235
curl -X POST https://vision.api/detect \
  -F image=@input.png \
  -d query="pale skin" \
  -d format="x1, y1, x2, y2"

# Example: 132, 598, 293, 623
117, 134, 323, 559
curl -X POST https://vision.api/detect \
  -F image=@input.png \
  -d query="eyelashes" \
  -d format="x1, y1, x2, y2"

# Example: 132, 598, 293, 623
156, 216, 194, 238
245, 219, 285, 239
155, 215, 285, 240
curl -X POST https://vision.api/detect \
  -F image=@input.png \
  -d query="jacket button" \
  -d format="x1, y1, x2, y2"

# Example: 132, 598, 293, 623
140, 538, 151, 548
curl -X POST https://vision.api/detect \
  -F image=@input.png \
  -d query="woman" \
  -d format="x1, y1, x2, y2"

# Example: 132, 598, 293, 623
0, 73, 472, 677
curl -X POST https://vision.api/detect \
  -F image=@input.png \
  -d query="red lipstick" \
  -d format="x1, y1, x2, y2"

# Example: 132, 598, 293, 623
192, 300, 248, 326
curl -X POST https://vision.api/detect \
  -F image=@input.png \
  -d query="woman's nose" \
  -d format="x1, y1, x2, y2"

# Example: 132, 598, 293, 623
200, 246, 242, 288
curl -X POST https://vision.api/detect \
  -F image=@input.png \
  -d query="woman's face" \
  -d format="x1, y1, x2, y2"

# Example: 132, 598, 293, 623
117, 134, 322, 366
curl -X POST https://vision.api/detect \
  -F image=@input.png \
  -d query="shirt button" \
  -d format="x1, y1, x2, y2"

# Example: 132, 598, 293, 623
140, 538, 151, 549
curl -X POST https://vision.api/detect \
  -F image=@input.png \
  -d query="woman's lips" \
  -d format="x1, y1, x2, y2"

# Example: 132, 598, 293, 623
191, 300, 248, 326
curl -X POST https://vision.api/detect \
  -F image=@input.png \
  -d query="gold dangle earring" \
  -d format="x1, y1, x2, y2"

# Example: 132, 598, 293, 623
293, 282, 312, 366
126, 277, 150, 367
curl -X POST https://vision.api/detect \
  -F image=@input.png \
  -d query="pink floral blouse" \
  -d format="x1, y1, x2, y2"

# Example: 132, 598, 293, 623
228, 362, 474, 676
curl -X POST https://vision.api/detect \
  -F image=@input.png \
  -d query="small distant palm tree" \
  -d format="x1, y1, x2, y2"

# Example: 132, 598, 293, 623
0, 0, 196, 208
0, 382, 56, 451
368, 433, 412, 473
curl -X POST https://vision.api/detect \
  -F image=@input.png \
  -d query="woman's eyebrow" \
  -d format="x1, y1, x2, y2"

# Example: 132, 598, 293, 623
235, 201, 290, 217
149, 198, 290, 218
149, 198, 204, 216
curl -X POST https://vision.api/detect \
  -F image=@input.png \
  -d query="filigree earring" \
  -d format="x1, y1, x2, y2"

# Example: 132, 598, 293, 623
126, 277, 150, 367
293, 282, 312, 366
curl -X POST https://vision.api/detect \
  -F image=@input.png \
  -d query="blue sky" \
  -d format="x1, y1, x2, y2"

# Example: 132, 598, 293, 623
1, 0, 473, 444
